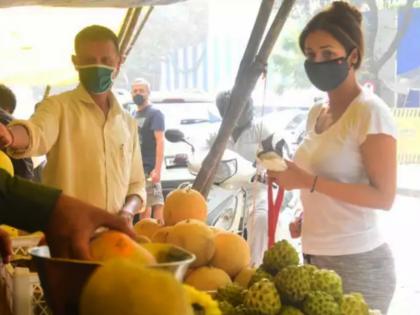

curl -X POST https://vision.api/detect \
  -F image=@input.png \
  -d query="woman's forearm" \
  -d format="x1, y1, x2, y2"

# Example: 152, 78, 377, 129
313, 175, 395, 210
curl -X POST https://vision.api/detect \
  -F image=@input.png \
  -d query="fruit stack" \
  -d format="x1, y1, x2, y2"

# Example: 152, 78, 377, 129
134, 186, 252, 292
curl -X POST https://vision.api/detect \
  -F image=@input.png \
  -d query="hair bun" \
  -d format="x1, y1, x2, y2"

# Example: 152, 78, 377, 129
330, 1, 362, 24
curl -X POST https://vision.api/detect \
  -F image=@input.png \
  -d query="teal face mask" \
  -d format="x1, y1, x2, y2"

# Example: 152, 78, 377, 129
76, 64, 115, 94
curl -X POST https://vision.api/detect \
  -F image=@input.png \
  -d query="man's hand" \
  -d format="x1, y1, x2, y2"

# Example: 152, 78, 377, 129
119, 194, 142, 225
0, 123, 13, 148
118, 210, 134, 227
0, 228, 12, 264
150, 169, 161, 184
46, 195, 136, 260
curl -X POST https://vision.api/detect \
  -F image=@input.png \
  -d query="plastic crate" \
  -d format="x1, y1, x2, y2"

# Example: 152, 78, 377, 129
10, 235, 43, 257
1, 264, 50, 315
0, 234, 51, 315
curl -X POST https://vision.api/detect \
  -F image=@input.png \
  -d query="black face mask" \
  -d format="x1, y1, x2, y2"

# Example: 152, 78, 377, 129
133, 94, 145, 106
304, 56, 350, 92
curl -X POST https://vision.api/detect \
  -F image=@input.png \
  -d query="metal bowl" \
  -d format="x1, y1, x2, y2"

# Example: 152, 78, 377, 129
29, 245, 195, 315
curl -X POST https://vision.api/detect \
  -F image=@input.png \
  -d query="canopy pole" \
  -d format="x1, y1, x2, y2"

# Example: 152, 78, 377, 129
123, 6, 154, 58
43, 85, 51, 100
119, 7, 142, 62
117, 8, 134, 45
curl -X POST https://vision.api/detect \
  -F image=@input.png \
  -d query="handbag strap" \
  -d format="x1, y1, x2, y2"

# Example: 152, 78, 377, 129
267, 177, 284, 248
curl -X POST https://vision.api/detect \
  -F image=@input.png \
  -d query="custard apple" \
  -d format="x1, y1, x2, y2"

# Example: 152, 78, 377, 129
262, 240, 299, 275
216, 283, 245, 306
311, 269, 343, 302
340, 293, 369, 315
233, 304, 252, 315
248, 267, 273, 288
301, 264, 318, 277
274, 265, 311, 304
219, 301, 236, 315
279, 305, 305, 315
303, 291, 340, 315
244, 279, 281, 315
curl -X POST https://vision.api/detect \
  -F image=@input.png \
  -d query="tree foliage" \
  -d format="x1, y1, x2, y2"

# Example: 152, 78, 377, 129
119, 0, 208, 88
269, 0, 416, 105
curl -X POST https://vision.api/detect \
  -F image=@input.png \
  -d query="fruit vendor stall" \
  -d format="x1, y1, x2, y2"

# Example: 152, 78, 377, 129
0, 166, 383, 315
0, 1, 386, 315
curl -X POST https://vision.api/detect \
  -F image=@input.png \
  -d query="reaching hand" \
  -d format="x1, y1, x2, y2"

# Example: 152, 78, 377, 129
0, 123, 13, 149
45, 194, 136, 260
150, 169, 161, 184
0, 228, 12, 264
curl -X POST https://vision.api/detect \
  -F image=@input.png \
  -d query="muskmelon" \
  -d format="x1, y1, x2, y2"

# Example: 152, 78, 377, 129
210, 232, 251, 277
134, 218, 162, 239
163, 186, 207, 226
184, 266, 232, 291
166, 219, 215, 267
151, 226, 172, 243
89, 230, 156, 265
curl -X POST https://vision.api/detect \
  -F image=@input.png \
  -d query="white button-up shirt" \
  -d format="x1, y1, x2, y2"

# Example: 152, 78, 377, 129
9, 85, 146, 214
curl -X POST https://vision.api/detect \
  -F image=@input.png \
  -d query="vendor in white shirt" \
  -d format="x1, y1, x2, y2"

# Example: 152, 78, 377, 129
267, 2, 396, 314
0, 25, 146, 223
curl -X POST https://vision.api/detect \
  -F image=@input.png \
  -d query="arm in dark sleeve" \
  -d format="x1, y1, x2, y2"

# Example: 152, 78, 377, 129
0, 169, 61, 232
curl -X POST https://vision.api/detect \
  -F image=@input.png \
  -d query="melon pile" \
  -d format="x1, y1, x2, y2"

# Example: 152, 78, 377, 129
134, 185, 252, 292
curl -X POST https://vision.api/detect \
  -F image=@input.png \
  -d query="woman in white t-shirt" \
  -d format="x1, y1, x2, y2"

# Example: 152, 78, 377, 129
268, 2, 396, 313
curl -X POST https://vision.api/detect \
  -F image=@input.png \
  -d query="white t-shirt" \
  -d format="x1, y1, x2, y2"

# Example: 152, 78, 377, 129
294, 88, 397, 256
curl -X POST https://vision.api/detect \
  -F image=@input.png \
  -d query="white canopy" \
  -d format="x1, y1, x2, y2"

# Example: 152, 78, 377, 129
0, 0, 183, 8
0, 1, 185, 86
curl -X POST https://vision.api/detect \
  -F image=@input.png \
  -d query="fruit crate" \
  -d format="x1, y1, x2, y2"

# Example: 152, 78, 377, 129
0, 235, 51, 315
9, 234, 43, 257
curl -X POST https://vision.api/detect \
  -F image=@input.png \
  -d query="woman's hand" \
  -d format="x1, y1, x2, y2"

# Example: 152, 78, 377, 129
267, 160, 313, 190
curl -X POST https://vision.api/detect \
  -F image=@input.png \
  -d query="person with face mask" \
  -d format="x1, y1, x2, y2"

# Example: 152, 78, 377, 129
0, 25, 146, 225
207, 91, 271, 266
0, 84, 34, 180
131, 78, 165, 223
267, 2, 397, 313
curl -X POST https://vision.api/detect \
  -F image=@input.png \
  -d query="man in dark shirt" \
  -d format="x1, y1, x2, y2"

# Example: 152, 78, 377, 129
0, 84, 34, 180
131, 78, 165, 223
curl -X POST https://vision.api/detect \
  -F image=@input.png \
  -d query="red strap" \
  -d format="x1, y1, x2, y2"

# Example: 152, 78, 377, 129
267, 177, 284, 248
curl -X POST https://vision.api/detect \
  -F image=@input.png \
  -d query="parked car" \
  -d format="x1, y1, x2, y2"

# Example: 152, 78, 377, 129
122, 91, 222, 155
121, 91, 222, 199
